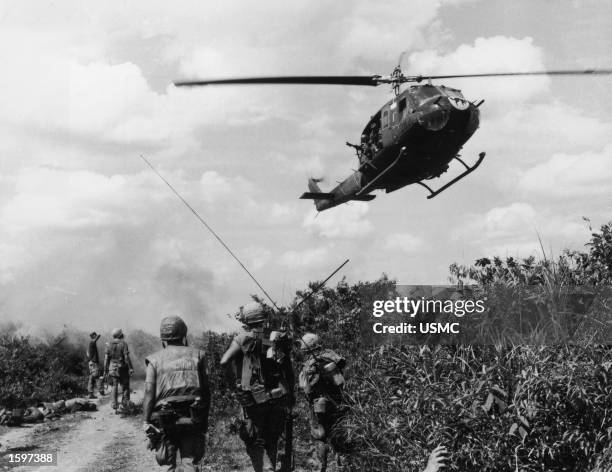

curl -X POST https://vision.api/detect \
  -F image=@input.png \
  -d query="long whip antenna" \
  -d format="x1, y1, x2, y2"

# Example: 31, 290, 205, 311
293, 259, 350, 312
140, 155, 280, 311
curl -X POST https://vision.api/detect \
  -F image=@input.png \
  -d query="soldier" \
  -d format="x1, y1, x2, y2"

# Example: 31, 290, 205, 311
298, 333, 348, 472
103, 328, 134, 413
299, 333, 449, 472
143, 316, 210, 472
86, 331, 104, 399
220, 302, 293, 472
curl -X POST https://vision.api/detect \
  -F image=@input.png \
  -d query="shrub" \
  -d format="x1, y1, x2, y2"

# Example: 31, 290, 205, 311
0, 332, 87, 408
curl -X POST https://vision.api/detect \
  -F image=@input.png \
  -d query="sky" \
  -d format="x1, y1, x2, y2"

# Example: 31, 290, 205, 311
0, 0, 611, 336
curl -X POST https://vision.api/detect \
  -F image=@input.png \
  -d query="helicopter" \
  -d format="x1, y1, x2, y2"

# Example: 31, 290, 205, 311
174, 59, 611, 211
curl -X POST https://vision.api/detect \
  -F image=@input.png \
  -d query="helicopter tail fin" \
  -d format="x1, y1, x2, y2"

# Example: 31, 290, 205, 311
300, 178, 334, 211
307, 177, 323, 194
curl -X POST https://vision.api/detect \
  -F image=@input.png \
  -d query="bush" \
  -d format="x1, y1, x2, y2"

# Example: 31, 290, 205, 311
0, 332, 87, 408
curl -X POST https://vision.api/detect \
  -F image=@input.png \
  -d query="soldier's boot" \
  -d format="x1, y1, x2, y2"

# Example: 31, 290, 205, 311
315, 441, 330, 472
245, 444, 265, 472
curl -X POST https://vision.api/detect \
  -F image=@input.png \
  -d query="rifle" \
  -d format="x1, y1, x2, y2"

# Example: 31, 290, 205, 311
279, 259, 349, 472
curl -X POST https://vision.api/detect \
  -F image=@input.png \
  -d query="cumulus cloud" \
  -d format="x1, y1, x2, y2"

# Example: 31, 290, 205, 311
1, 168, 164, 233
408, 36, 549, 113
455, 202, 538, 240
303, 203, 374, 239
518, 144, 612, 197
454, 202, 592, 257
383, 233, 424, 253
279, 247, 331, 268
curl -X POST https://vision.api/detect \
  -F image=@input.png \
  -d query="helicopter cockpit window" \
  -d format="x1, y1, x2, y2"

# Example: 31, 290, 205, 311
382, 110, 389, 128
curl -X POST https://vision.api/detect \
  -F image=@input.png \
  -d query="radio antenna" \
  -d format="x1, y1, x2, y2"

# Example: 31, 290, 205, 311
140, 155, 280, 311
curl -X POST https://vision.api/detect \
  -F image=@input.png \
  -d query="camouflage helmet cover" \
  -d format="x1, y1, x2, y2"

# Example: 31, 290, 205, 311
160, 316, 188, 341
300, 332, 321, 352
239, 302, 268, 326
111, 328, 123, 339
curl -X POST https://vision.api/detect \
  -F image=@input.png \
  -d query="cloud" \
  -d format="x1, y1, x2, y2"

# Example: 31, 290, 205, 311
408, 36, 549, 112
303, 203, 374, 239
383, 233, 424, 253
518, 144, 612, 197
279, 247, 330, 268
454, 202, 592, 257
455, 202, 538, 241
0, 168, 165, 233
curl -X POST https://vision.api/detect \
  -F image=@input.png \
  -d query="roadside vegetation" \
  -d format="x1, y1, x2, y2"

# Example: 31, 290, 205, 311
0, 326, 88, 408
2, 221, 610, 471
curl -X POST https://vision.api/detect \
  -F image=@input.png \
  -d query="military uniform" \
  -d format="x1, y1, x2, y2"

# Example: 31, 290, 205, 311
299, 345, 347, 472
145, 344, 210, 472
232, 328, 292, 472
86, 333, 104, 397
104, 335, 133, 411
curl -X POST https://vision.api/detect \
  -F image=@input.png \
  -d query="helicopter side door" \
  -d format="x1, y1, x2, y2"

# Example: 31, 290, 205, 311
380, 104, 393, 146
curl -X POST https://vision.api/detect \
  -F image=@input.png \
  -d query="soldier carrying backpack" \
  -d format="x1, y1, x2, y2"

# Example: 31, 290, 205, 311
298, 333, 349, 472
103, 328, 134, 413
143, 316, 210, 472
221, 302, 294, 472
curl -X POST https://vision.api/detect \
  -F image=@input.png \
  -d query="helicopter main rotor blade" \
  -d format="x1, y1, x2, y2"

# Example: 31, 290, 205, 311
404, 69, 612, 83
174, 75, 383, 87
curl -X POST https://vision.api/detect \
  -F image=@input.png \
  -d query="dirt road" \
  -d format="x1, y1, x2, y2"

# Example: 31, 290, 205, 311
0, 388, 315, 472
0, 387, 159, 472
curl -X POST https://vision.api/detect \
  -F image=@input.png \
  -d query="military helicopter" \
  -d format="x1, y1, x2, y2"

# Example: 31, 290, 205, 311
175, 59, 611, 211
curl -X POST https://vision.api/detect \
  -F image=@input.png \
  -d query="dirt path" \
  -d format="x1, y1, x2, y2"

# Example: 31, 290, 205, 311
1, 389, 316, 472
0, 387, 159, 472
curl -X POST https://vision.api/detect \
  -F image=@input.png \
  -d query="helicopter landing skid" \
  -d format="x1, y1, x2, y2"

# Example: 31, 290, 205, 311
416, 152, 485, 199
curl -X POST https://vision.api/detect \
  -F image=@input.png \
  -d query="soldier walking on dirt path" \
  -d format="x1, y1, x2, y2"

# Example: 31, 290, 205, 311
103, 328, 134, 413
143, 316, 210, 472
221, 302, 294, 472
86, 331, 104, 399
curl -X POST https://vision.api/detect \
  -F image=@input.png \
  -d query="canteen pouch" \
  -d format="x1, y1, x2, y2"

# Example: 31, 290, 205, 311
189, 398, 207, 424
313, 397, 328, 414
270, 383, 287, 400
323, 362, 345, 387
155, 438, 175, 466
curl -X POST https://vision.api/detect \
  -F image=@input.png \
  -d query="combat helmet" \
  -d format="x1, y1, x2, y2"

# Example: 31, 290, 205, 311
160, 316, 188, 341
239, 302, 268, 326
111, 328, 123, 339
300, 332, 321, 353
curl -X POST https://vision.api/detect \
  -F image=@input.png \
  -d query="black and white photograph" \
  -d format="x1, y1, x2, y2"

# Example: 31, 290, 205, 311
0, 1, 611, 471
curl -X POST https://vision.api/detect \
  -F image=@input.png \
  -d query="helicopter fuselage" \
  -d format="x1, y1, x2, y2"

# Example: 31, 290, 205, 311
302, 84, 482, 211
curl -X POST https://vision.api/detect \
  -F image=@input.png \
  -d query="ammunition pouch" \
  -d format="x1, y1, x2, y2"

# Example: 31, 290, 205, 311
151, 397, 206, 431
108, 360, 121, 378
243, 382, 287, 405
235, 389, 255, 407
